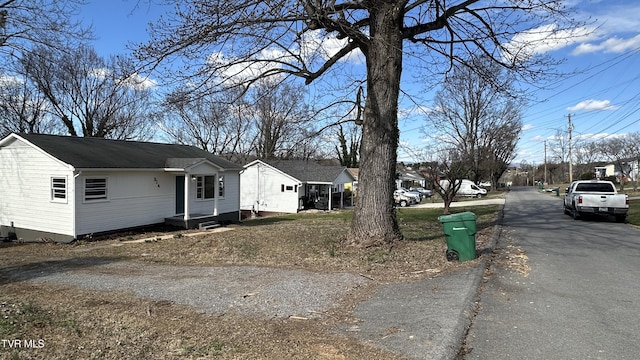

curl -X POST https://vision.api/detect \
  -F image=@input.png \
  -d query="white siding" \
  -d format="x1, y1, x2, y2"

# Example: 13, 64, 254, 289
240, 163, 300, 213
334, 170, 354, 187
75, 171, 175, 235
217, 171, 240, 216
188, 171, 240, 217
75, 170, 241, 235
0, 139, 75, 237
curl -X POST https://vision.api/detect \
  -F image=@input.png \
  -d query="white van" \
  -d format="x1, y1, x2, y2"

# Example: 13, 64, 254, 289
440, 179, 487, 198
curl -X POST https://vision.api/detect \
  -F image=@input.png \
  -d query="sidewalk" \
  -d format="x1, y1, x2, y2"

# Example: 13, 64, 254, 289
414, 198, 505, 209
343, 197, 504, 359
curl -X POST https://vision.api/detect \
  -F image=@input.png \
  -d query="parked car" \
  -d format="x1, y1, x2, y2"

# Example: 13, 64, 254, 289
396, 188, 421, 203
393, 190, 414, 207
410, 187, 433, 199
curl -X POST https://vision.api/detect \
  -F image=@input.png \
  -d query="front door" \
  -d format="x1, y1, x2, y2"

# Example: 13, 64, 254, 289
175, 176, 185, 214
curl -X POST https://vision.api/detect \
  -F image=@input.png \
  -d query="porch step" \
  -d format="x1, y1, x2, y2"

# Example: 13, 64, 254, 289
198, 221, 221, 230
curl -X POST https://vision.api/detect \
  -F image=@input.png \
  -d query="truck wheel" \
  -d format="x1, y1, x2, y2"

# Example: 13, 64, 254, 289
615, 215, 626, 223
476, 193, 482, 198
572, 207, 581, 220
563, 205, 570, 215
400, 200, 408, 207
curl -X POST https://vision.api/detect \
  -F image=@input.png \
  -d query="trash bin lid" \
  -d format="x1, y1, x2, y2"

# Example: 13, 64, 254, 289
438, 211, 477, 223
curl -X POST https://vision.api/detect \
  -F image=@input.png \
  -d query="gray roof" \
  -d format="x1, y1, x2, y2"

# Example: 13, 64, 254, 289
14, 133, 243, 170
266, 160, 350, 183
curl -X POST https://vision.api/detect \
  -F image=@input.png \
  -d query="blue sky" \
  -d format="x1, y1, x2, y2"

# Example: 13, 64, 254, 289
80, 1, 640, 166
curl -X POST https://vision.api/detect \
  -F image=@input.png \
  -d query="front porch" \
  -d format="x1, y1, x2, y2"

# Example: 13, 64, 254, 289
164, 214, 219, 230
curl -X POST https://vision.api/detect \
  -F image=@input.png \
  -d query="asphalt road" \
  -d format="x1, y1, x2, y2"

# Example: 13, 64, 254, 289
465, 186, 640, 360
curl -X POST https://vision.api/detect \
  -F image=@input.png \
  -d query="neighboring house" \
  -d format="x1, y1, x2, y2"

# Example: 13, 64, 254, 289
240, 159, 355, 215
594, 165, 615, 180
0, 133, 243, 243
345, 168, 359, 194
596, 161, 639, 183
396, 168, 426, 189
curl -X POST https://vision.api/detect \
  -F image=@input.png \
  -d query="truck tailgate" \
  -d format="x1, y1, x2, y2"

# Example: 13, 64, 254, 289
580, 194, 627, 208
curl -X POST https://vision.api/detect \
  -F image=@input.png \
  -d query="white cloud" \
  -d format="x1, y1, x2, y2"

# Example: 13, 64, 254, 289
300, 30, 365, 64
502, 24, 594, 63
572, 34, 640, 55
522, 124, 534, 131
567, 99, 618, 111
88, 67, 110, 79
206, 30, 364, 85
124, 73, 157, 91
207, 49, 289, 84
0, 74, 24, 87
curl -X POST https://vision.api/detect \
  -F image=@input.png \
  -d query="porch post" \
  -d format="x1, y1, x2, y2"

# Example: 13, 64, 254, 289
213, 172, 219, 216
328, 184, 332, 211
183, 174, 190, 222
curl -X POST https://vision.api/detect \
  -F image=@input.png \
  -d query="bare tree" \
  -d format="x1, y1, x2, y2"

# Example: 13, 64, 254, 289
428, 148, 470, 215
0, 0, 90, 64
160, 87, 254, 157
0, 64, 58, 134
573, 140, 602, 179
598, 134, 640, 191
249, 79, 311, 159
136, 0, 582, 246
548, 128, 572, 181
24, 45, 155, 139
1, 0, 91, 136
428, 57, 523, 187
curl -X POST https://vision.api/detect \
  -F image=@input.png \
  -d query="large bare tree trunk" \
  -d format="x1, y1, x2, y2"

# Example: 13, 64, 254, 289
347, 2, 403, 246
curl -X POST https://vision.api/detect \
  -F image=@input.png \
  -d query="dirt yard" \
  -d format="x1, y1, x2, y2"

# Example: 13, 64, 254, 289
0, 206, 498, 359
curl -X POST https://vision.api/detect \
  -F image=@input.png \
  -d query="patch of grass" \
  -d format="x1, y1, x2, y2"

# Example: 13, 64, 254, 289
183, 341, 224, 357
627, 199, 640, 226
397, 205, 499, 242
0, 299, 55, 337
0, 203, 501, 360
238, 240, 260, 259
365, 249, 391, 264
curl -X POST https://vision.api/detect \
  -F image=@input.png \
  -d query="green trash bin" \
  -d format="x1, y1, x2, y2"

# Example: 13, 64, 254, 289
438, 211, 477, 262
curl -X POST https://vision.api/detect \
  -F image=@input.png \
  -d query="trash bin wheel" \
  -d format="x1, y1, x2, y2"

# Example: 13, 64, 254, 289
446, 250, 459, 262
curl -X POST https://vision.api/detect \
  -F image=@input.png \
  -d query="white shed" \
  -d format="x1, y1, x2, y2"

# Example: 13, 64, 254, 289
0, 133, 243, 243
240, 160, 355, 215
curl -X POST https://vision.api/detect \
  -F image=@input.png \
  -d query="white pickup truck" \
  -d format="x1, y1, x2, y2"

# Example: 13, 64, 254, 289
563, 180, 629, 222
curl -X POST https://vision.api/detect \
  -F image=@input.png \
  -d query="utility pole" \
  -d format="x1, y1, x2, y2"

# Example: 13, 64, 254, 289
567, 114, 574, 183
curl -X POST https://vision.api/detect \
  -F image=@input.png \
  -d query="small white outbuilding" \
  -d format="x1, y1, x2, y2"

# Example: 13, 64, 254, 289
240, 159, 355, 215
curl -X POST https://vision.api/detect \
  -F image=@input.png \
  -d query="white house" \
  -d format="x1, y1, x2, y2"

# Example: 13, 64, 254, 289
240, 160, 355, 215
0, 133, 243, 243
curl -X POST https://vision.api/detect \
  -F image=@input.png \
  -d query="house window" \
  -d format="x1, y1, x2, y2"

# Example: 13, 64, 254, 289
51, 177, 66, 201
218, 175, 225, 198
196, 176, 216, 199
85, 178, 107, 201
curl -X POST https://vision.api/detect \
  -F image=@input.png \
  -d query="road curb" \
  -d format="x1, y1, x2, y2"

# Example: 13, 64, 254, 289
449, 201, 505, 359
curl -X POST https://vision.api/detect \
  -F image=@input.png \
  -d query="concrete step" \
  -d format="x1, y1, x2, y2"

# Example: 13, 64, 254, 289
198, 221, 220, 230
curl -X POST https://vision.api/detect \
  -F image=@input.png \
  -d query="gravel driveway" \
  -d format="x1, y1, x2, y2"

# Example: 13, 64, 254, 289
15, 260, 369, 319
